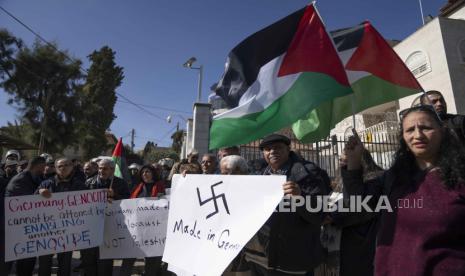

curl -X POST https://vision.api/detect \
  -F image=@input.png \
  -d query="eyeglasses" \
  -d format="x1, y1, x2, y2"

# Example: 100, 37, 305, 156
398, 104, 441, 123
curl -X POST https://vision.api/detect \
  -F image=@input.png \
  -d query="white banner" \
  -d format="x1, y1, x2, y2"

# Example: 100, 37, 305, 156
4, 189, 107, 261
163, 174, 285, 276
99, 197, 169, 259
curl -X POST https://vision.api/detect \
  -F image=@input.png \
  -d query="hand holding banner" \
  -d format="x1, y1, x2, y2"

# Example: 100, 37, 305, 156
163, 174, 285, 276
4, 189, 107, 261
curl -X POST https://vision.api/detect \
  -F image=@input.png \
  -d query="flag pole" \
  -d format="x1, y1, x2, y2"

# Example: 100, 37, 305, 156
313, 1, 357, 131
351, 95, 357, 129
418, 0, 425, 26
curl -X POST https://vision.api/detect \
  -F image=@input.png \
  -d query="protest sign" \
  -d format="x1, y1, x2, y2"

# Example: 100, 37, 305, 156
99, 197, 169, 259
163, 174, 285, 276
4, 189, 107, 261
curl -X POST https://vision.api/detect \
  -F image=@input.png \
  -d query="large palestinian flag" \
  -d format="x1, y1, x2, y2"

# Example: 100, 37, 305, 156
210, 4, 353, 149
292, 22, 423, 142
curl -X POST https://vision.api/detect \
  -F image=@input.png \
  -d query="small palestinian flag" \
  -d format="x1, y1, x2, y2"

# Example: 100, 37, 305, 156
111, 137, 130, 182
210, 4, 352, 149
293, 22, 423, 142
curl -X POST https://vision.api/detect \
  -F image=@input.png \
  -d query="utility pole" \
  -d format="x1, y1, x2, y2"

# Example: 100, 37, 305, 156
131, 129, 135, 152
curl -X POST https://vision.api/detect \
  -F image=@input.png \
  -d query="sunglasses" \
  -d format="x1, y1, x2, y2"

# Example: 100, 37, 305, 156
398, 104, 441, 123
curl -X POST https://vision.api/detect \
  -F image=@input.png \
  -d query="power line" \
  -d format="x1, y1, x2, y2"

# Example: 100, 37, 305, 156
6, 53, 184, 121
117, 99, 191, 115
0, 5, 170, 123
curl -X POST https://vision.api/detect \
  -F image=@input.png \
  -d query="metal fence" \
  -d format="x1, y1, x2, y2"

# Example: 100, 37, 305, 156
239, 133, 399, 178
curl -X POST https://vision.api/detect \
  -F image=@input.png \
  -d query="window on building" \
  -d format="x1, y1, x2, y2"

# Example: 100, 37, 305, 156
405, 51, 431, 77
458, 39, 465, 64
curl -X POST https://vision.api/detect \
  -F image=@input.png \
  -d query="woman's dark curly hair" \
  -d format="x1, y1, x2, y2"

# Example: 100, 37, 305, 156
391, 106, 465, 189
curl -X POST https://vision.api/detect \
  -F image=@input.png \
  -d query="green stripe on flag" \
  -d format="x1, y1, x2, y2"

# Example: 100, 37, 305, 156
112, 156, 122, 178
293, 74, 421, 142
210, 72, 352, 149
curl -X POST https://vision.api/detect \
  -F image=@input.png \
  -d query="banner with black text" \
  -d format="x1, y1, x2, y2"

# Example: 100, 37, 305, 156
99, 197, 169, 259
163, 174, 285, 276
4, 189, 107, 261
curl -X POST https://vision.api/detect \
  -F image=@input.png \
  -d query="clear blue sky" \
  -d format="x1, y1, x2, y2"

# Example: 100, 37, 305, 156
0, 0, 445, 150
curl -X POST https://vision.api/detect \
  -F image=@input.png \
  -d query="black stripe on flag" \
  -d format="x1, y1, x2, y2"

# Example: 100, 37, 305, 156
215, 8, 306, 108
331, 23, 365, 52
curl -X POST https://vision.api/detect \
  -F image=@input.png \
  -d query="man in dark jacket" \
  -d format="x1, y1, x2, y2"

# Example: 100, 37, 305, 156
4, 156, 47, 276
37, 158, 87, 276
245, 134, 331, 276
81, 158, 130, 276
41, 158, 56, 181
420, 90, 465, 144
83, 161, 98, 180
0, 175, 10, 275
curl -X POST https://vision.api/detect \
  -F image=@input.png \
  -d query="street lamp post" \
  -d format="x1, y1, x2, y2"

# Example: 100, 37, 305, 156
183, 57, 203, 102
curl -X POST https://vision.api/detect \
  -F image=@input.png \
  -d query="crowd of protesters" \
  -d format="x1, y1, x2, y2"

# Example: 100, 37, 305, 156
0, 90, 464, 276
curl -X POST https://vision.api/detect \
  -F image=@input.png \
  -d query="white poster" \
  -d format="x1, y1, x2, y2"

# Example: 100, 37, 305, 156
4, 189, 107, 261
162, 174, 285, 276
99, 197, 169, 259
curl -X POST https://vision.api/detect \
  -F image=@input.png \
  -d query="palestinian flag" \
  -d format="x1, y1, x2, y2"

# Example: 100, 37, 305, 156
210, 4, 353, 149
111, 137, 130, 182
292, 22, 423, 142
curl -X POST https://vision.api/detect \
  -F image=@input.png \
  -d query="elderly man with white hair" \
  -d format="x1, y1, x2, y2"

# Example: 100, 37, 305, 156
220, 155, 249, 175
80, 158, 130, 275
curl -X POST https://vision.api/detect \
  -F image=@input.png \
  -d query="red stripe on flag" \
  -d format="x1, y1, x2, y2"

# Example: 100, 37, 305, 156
345, 22, 422, 90
112, 138, 123, 157
278, 5, 349, 86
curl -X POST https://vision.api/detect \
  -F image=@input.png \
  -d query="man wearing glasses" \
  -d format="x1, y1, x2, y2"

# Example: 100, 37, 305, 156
37, 158, 87, 276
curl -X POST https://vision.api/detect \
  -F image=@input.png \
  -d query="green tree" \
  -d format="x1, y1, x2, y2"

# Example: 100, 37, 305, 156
1, 41, 83, 154
140, 141, 179, 163
79, 46, 124, 159
0, 120, 35, 145
145, 150, 179, 164
0, 28, 22, 81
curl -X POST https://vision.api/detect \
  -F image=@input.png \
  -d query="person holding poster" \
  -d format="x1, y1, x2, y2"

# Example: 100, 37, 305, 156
81, 159, 130, 276
245, 134, 331, 276
36, 158, 87, 276
120, 164, 166, 276
4, 156, 47, 276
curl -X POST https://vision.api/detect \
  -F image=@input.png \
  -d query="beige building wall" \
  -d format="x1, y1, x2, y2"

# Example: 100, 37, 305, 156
394, 17, 465, 113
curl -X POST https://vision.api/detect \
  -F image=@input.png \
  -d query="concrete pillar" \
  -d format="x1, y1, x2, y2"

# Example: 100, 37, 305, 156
192, 103, 212, 157
186, 119, 194, 157
180, 131, 187, 160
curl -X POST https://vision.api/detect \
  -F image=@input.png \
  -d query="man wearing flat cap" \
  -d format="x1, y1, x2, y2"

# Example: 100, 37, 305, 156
244, 134, 331, 276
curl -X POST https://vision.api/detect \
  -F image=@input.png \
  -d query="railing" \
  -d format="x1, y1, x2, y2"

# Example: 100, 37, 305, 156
238, 134, 399, 179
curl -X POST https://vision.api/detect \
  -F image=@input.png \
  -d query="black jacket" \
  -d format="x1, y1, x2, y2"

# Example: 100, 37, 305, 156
265, 152, 331, 271
38, 171, 87, 193
5, 171, 41, 197
443, 113, 465, 144
85, 175, 130, 200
